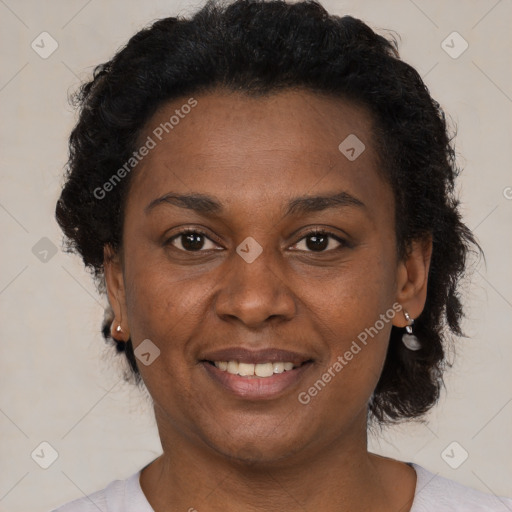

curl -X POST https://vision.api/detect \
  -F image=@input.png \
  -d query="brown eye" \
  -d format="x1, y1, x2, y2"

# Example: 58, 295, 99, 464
167, 230, 219, 252
291, 231, 346, 252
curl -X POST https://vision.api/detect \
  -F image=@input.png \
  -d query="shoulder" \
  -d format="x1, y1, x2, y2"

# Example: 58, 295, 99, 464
410, 463, 512, 512
49, 469, 153, 512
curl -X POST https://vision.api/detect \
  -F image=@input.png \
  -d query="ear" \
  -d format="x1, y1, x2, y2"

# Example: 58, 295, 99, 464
103, 244, 129, 341
393, 235, 433, 328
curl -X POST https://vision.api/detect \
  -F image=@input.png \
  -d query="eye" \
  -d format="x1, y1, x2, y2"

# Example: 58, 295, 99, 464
291, 230, 346, 253
166, 228, 347, 253
166, 229, 220, 252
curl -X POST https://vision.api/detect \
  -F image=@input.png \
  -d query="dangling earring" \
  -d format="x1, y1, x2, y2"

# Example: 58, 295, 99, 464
402, 311, 421, 350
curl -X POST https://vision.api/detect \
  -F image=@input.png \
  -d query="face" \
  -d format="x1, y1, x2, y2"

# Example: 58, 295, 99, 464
105, 89, 430, 465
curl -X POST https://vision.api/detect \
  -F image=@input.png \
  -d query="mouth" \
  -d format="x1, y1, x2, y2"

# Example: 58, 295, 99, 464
199, 348, 314, 400
204, 360, 305, 376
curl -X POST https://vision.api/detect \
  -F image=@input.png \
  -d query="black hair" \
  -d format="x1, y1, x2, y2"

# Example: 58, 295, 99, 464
56, 0, 480, 424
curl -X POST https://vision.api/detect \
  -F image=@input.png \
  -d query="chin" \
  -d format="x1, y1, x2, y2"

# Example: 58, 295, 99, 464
216, 440, 303, 468
200, 422, 309, 468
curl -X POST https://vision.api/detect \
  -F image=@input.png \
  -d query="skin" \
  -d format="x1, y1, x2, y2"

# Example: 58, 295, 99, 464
104, 89, 432, 512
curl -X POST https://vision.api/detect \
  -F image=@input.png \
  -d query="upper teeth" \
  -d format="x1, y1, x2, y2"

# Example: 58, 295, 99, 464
214, 361, 295, 377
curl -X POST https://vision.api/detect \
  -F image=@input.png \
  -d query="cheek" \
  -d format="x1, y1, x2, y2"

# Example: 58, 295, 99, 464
124, 238, 195, 324
310, 249, 396, 327
303, 249, 396, 388
123, 268, 203, 403
300, 293, 393, 425
123, 250, 208, 373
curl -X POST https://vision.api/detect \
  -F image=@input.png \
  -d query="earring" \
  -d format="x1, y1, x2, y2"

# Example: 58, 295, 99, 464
402, 311, 421, 351
116, 325, 122, 333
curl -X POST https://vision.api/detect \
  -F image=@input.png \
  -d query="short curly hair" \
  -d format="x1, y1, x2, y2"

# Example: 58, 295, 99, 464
56, 0, 479, 424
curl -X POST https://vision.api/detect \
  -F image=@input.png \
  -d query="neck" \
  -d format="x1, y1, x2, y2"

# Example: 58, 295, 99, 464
140, 407, 416, 512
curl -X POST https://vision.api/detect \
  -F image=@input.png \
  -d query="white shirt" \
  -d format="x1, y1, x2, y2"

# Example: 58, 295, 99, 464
51, 462, 512, 512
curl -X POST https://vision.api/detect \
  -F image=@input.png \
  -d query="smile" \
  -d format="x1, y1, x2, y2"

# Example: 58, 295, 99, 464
212, 360, 298, 377
201, 359, 313, 400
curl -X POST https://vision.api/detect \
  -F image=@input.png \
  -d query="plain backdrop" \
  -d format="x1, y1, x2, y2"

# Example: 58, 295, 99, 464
0, 0, 511, 510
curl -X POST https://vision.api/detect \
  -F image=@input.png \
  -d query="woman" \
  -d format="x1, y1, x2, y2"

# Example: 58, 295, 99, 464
52, 0, 512, 510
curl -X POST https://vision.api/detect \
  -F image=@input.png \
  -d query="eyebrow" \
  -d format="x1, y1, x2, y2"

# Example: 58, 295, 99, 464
144, 190, 365, 217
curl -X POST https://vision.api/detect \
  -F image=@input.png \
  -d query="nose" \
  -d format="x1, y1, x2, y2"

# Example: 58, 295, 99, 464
214, 246, 296, 329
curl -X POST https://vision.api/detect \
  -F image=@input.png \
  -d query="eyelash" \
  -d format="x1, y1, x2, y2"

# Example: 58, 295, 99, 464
165, 228, 348, 253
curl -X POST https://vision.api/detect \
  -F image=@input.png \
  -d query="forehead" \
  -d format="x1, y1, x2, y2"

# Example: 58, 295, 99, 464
127, 89, 388, 213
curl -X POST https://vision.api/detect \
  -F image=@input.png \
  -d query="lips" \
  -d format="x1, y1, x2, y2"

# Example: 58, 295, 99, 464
200, 347, 312, 365
199, 347, 314, 400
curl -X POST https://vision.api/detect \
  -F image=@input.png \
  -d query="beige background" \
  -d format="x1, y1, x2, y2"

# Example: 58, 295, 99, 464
0, 0, 511, 510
